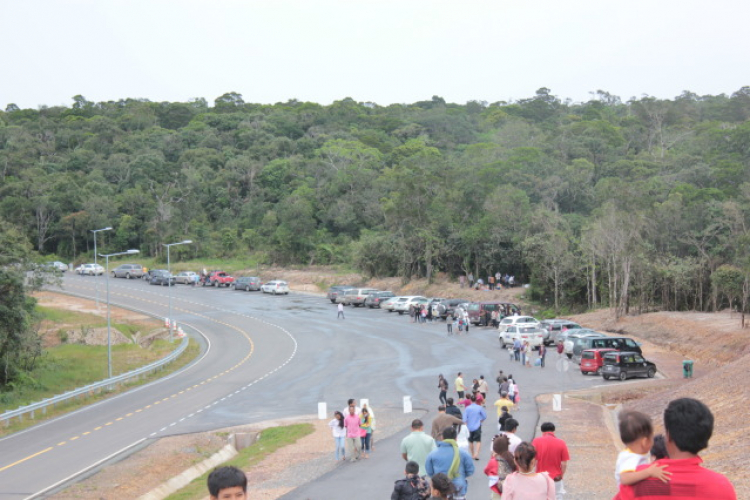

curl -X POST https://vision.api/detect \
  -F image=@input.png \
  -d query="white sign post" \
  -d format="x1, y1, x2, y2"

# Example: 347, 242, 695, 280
360, 398, 369, 408
403, 396, 412, 413
318, 402, 327, 419
552, 394, 562, 412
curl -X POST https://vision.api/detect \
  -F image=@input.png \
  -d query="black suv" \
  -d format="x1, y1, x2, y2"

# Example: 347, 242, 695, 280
149, 269, 175, 286
364, 291, 395, 308
601, 351, 656, 381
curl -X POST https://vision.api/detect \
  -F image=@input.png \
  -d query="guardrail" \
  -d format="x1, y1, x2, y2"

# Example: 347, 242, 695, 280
1, 335, 189, 426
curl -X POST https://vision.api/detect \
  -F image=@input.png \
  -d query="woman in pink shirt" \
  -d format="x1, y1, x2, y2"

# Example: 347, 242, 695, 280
502, 442, 555, 500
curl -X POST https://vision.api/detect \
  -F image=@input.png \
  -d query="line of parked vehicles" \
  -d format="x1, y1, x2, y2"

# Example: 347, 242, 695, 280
327, 285, 659, 382
71, 262, 290, 295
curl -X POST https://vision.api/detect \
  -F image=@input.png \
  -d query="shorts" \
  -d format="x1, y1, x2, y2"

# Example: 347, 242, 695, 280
468, 428, 482, 443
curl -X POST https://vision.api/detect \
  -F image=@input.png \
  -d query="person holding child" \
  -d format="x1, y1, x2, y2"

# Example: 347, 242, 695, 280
614, 410, 671, 486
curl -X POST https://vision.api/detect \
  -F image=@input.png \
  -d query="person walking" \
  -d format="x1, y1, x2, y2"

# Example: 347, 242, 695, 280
337, 302, 345, 320
455, 372, 466, 400
462, 309, 470, 334
502, 442, 555, 499
438, 374, 449, 405
478, 375, 489, 401
532, 422, 570, 499
431, 405, 464, 441
429, 473, 457, 500
463, 395, 487, 460
484, 434, 516, 500
328, 411, 347, 461
538, 344, 547, 368
359, 407, 373, 458
523, 341, 532, 367
513, 338, 521, 361
343, 405, 362, 461
425, 427, 475, 500
556, 340, 564, 359
400, 419, 436, 475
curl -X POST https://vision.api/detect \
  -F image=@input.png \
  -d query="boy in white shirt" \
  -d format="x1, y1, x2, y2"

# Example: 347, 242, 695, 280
615, 410, 671, 486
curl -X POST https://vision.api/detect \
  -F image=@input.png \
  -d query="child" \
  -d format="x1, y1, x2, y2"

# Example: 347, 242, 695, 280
207, 466, 247, 500
458, 317, 464, 333
650, 433, 668, 460
615, 410, 671, 486
447, 318, 453, 335
391, 460, 430, 500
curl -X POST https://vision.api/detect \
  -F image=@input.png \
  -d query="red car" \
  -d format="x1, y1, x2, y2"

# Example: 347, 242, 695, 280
580, 348, 618, 376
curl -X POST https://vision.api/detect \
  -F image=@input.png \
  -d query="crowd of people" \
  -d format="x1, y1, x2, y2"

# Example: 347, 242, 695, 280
459, 272, 517, 291
201, 382, 736, 500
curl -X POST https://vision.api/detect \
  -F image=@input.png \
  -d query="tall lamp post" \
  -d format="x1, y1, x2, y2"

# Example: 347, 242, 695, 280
90, 226, 112, 308
163, 240, 192, 342
100, 249, 140, 378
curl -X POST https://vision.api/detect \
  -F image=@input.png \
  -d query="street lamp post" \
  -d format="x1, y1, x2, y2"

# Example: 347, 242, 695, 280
163, 240, 193, 342
90, 226, 112, 308
100, 249, 140, 378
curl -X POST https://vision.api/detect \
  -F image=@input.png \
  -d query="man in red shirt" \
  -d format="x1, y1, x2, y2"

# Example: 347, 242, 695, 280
532, 422, 570, 499
616, 398, 736, 499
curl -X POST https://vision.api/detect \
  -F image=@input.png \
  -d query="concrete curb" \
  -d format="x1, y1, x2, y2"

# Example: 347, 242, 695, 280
138, 443, 238, 500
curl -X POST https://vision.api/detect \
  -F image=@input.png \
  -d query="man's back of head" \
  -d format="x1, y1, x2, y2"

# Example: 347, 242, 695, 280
541, 422, 556, 433
411, 419, 424, 430
437, 405, 446, 412
442, 426, 457, 441
664, 398, 713, 455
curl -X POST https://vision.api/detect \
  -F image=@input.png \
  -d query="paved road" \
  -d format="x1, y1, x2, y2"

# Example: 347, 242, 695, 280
0, 275, 603, 498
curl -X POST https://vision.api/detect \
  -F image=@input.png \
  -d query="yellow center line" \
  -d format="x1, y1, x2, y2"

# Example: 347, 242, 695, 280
0, 447, 53, 473
94, 426, 102, 431
70, 436, 79, 441
57, 441, 66, 446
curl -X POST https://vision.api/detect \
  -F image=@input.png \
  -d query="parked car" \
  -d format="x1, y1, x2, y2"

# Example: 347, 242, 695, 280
393, 296, 428, 314
497, 315, 540, 332
381, 297, 402, 312
111, 263, 147, 279
327, 285, 356, 303
75, 263, 105, 275
572, 336, 643, 365
539, 319, 582, 345
467, 302, 520, 326
203, 271, 235, 288
149, 269, 175, 286
364, 291, 396, 308
432, 299, 468, 320
174, 271, 200, 284
337, 288, 379, 306
564, 331, 601, 358
234, 276, 262, 291
47, 261, 69, 272
499, 325, 545, 348
601, 351, 657, 381
580, 348, 618, 375
261, 280, 289, 295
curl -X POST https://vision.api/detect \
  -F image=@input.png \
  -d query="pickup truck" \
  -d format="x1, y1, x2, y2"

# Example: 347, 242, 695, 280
203, 271, 235, 288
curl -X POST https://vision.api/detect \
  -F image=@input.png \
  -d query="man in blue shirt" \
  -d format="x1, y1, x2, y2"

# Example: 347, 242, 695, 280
463, 394, 487, 460
425, 427, 475, 500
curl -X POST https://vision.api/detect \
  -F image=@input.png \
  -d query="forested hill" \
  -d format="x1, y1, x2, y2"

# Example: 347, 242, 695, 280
2, 88, 750, 314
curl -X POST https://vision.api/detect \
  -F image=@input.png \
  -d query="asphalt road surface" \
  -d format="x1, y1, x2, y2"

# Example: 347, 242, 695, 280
0, 275, 606, 499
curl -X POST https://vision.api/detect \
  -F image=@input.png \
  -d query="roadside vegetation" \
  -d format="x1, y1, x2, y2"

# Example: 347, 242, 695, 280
164, 423, 314, 500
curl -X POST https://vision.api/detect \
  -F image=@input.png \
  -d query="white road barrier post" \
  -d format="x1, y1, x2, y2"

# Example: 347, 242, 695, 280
553, 394, 562, 411
403, 396, 412, 413
318, 402, 327, 419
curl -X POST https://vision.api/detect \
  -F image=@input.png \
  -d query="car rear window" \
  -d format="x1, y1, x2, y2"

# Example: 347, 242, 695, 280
500, 318, 512, 324
468, 304, 480, 311
582, 351, 595, 360
603, 353, 619, 364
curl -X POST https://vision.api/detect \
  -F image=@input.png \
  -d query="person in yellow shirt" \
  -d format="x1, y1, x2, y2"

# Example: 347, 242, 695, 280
455, 372, 465, 399
493, 392, 515, 417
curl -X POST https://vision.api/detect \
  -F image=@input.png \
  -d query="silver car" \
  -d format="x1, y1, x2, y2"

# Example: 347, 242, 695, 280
174, 271, 200, 284
111, 263, 146, 279
261, 280, 289, 295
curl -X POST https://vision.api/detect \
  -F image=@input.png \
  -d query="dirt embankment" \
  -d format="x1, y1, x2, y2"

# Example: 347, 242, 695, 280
568, 308, 750, 497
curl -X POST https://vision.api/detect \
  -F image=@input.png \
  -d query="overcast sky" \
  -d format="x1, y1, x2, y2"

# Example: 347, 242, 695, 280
2, 0, 749, 110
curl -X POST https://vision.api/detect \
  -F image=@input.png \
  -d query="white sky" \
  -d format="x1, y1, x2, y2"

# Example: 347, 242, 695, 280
2, 0, 749, 109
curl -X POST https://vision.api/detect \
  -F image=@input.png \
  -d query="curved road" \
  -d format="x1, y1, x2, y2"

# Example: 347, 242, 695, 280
0, 275, 603, 499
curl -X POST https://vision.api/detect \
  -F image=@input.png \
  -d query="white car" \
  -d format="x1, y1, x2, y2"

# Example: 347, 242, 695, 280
49, 261, 69, 272
381, 297, 402, 312
261, 280, 289, 295
75, 263, 105, 275
393, 296, 428, 314
497, 315, 540, 332
500, 325, 545, 348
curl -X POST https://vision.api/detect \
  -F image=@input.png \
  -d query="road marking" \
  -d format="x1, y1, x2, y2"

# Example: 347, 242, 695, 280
0, 447, 53, 473
70, 436, 79, 441
57, 441, 66, 446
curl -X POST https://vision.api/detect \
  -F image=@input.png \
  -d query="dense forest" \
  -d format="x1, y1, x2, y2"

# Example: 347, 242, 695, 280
2, 88, 750, 320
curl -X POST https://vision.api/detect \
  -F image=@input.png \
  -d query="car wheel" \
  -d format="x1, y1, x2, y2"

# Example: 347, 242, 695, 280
647, 368, 656, 378
619, 372, 628, 381
213, 281, 218, 287
581, 371, 587, 376
126, 273, 131, 279
603, 375, 610, 380
596, 367, 602, 376
398, 311, 404, 315
111, 272, 116, 278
